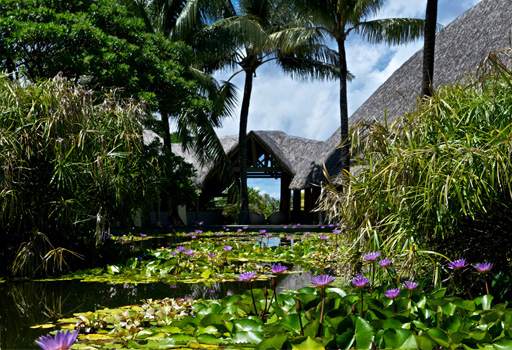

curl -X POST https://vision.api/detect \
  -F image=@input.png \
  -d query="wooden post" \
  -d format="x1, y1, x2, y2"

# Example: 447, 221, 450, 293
280, 174, 291, 223
292, 189, 301, 223
312, 186, 322, 224
304, 188, 313, 223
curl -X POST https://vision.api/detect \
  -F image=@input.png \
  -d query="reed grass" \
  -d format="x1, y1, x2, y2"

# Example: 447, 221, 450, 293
319, 48, 512, 281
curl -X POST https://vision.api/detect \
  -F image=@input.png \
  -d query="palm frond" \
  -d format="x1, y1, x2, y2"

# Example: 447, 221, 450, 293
353, 18, 425, 45
169, 0, 200, 40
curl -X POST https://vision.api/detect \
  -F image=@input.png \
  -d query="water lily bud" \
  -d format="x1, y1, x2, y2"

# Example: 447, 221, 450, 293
296, 299, 302, 312
264, 287, 268, 297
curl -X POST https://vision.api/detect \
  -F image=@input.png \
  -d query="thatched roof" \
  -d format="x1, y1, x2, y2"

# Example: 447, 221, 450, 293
142, 129, 324, 190
316, 0, 512, 183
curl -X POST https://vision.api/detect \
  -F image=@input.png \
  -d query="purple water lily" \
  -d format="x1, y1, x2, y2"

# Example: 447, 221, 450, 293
473, 262, 494, 295
238, 271, 258, 281
270, 265, 288, 274
311, 274, 336, 288
238, 271, 259, 315
208, 253, 216, 258
332, 229, 341, 234
384, 289, 401, 299
224, 245, 233, 251
311, 274, 336, 327
170, 251, 177, 256
403, 281, 418, 290
264, 233, 272, 238
184, 249, 194, 256
140, 233, 147, 237
378, 258, 391, 267
319, 235, 328, 240
447, 258, 468, 270
304, 232, 311, 235
35, 329, 78, 350
362, 252, 381, 261
352, 274, 369, 288
473, 262, 493, 273
259, 230, 266, 234
176, 247, 185, 252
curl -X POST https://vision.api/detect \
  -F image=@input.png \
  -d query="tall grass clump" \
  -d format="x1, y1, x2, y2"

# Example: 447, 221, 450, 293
0, 75, 196, 276
319, 49, 512, 280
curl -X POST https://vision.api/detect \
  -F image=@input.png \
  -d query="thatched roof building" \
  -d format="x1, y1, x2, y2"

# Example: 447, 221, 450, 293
145, 0, 512, 222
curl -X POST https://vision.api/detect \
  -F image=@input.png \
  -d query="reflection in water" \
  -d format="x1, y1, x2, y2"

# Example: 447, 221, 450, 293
0, 269, 311, 349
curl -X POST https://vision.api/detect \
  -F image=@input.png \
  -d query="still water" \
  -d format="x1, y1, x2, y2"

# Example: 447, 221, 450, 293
0, 267, 310, 349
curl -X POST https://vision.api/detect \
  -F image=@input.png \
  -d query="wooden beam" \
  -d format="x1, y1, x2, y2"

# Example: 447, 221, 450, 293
233, 167, 280, 172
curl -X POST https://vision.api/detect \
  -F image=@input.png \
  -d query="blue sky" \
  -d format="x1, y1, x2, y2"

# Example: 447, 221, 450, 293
209, 0, 482, 199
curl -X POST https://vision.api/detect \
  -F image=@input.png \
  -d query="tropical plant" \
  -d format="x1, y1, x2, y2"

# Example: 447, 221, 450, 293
0, 75, 196, 275
318, 48, 512, 269
120, 0, 242, 213
288, 0, 425, 176
201, 0, 339, 224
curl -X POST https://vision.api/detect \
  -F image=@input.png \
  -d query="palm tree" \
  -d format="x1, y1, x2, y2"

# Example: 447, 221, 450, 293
201, 0, 339, 223
289, 0, 425, 176
421, 0, 438, 98
121, 0, 240, 223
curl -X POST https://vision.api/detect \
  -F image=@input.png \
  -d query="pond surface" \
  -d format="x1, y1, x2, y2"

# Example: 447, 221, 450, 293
0, 267, 310, 349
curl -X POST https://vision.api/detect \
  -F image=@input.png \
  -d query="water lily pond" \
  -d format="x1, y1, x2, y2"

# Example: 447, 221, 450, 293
1, 230, 321, 349
5, 229, 512, 349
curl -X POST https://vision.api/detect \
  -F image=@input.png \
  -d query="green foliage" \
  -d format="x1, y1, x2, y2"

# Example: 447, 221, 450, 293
51, 283, 512, 349
0, 0, 207, 115
248, 187, 280, 218
319, 49, 512, 267
0, 76, 196, 275
220, 187, 279, 219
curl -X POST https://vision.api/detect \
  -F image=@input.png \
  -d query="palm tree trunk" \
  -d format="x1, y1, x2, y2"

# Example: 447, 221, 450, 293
337, 39, 350, 176
421, 0, 438, 98
160, 107, 172, 151
239, 69, 254, 224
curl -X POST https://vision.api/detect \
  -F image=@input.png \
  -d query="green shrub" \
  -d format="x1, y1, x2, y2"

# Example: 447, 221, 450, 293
319, 49, 512, 274
0, 76, 195, 275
